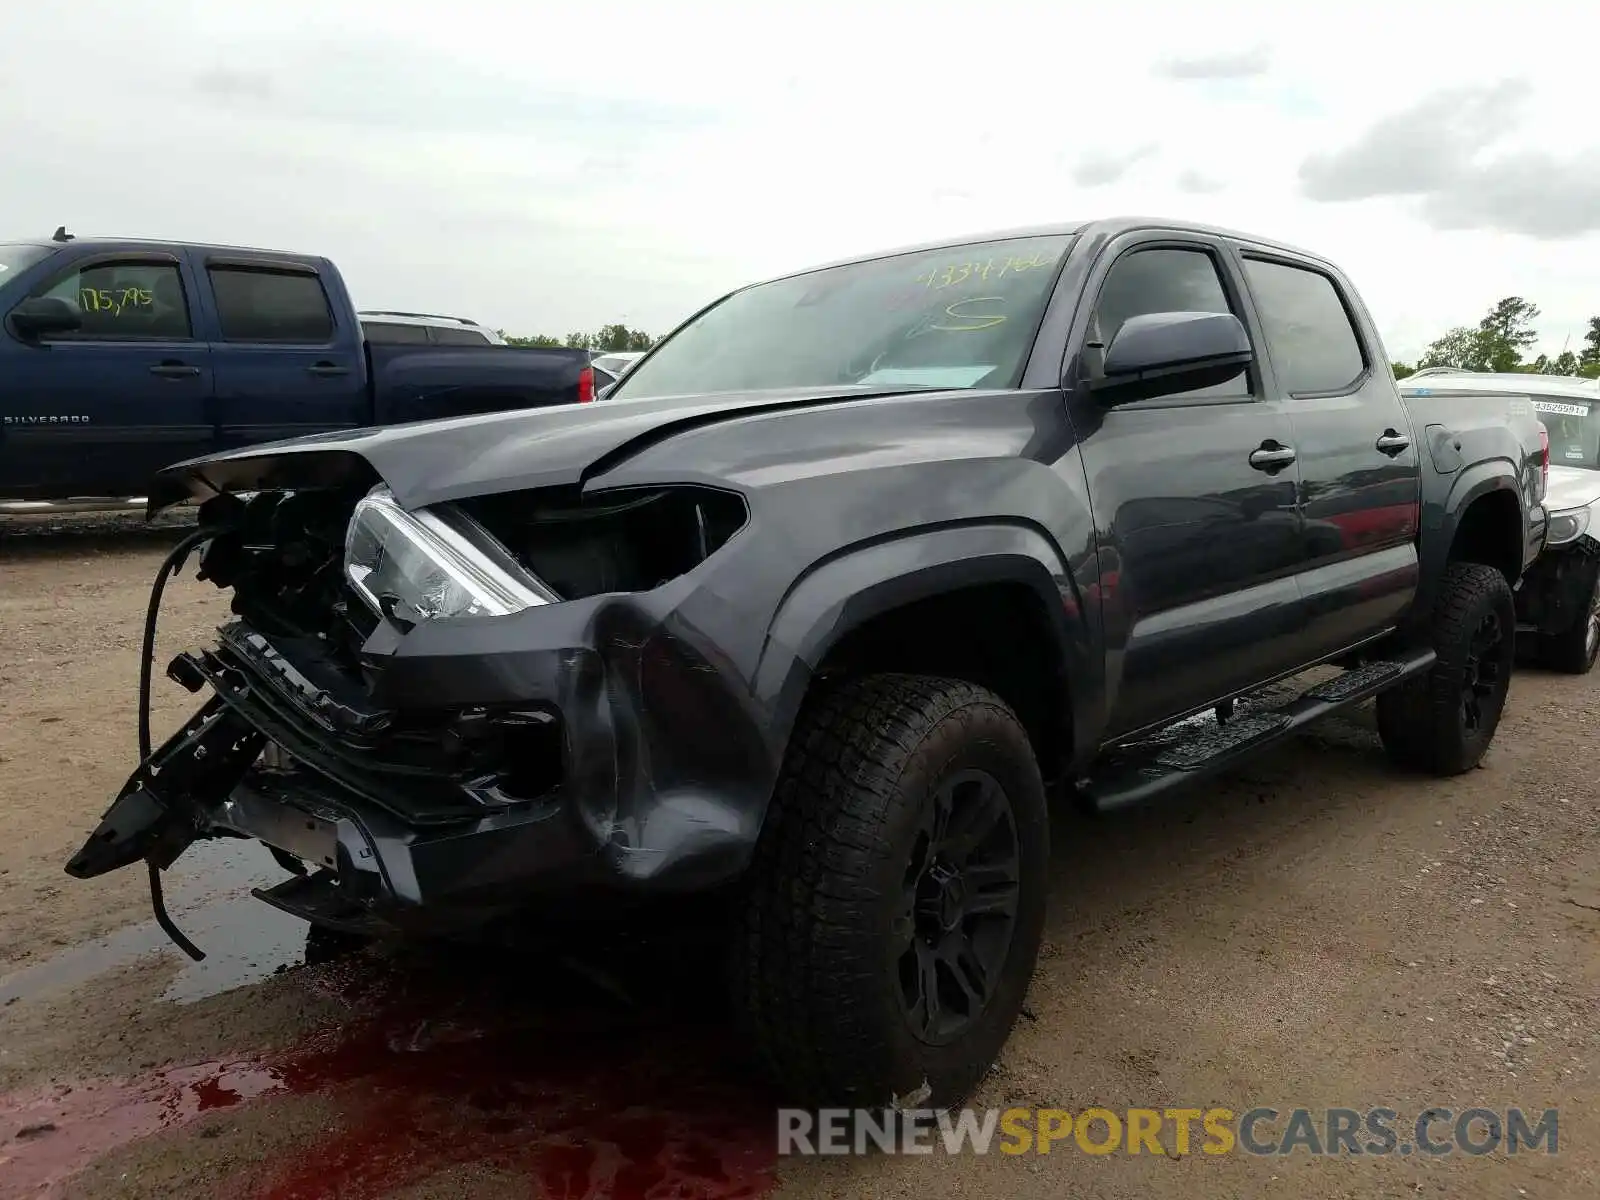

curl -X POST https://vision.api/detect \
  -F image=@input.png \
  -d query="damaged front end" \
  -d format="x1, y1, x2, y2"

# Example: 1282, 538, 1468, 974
67, 471, 767, 952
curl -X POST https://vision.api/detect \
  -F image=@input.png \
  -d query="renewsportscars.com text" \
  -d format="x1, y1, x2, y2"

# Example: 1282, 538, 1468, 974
778, 1106, 1559, 1157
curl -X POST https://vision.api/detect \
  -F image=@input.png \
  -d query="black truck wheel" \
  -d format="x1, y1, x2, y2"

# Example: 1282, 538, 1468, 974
1376, 562, 1517, 775
736, 674, 1049, 1108
1539, 560, 1600, 675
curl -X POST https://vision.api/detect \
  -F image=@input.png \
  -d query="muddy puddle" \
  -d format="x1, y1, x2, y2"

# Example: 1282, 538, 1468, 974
0, 839, 310, 1009
0, 852, 779, 1200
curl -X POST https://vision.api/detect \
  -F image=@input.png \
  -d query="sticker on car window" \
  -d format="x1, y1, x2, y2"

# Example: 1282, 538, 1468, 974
1532, 399, 1591, 417
858, 365, 996, 387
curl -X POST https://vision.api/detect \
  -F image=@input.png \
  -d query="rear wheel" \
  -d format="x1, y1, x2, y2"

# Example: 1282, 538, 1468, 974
735, 674, 1049, 1108
1377, 562, 1516, 775
1539, 560, 1600, 675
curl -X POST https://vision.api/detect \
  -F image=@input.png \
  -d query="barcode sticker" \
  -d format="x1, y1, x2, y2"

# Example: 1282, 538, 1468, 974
1532, 399, 1591, 417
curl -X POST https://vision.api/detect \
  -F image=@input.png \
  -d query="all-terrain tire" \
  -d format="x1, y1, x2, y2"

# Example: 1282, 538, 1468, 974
1539, 559, 1600, 675
1376, 562, 1516, 775
734, 674, 1049, 1109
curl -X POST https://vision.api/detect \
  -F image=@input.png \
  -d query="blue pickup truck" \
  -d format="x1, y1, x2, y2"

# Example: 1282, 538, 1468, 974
0, 234, 596, 509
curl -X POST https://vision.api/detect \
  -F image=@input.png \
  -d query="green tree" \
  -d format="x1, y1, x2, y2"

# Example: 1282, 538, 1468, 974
1475, 296, 1540, 372
1392, 361, 1416, 379
1417, 326, 1488, 371
1579, 316, 1600, 372
1550, 350, 1580, 376
497, 324, 660, 350
591, 323, 634, 352
589, 324, 656, 352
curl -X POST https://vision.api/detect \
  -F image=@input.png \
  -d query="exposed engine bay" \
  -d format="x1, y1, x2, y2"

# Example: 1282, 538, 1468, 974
191, 482, 749, 650
65, 473, 762, 953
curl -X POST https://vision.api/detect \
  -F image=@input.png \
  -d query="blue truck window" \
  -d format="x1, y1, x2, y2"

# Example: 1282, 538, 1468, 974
39, 261, 191, 340
208, 266, 335, 344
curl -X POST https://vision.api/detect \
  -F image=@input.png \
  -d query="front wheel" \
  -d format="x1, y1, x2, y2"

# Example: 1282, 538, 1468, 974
735, 674, 1049, 1109
1539, 559, 1600, 675
1376, 562, 1517, 775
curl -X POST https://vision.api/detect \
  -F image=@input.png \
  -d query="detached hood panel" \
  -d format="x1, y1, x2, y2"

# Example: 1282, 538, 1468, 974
147, 387, 907, 513
1543, 465, 1600, 514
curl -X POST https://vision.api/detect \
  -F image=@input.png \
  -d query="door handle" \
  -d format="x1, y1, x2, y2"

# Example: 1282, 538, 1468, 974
149, 361, 200, 379
1375, 429, 1411, 456
307, 362, 351, 377
1248, 441, 1297, 472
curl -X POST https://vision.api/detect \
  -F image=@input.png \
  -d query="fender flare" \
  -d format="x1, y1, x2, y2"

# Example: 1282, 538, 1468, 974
752, 520, 1094, 765
1417, 461, 1527, 614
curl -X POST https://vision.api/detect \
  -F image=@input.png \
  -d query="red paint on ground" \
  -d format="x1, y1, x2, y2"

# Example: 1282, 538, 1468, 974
0, 946, 778, 1199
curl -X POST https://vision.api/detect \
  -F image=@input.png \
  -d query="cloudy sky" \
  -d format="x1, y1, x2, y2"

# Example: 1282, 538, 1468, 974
3, 0, 1597, 361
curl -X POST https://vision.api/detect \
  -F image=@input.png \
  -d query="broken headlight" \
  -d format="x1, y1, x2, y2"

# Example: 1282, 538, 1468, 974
344, 486, 556, 625
1546, 505, 1592, 547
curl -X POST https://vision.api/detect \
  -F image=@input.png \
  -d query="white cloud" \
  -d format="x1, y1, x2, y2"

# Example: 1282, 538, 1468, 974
0, 0, 1597, 359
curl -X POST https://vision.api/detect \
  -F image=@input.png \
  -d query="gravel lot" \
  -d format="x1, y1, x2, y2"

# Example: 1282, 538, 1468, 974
1, 516, 1596, 1199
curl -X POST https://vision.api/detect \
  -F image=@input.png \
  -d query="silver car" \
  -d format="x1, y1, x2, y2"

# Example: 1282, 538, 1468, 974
359, 310, 506, 346
1401, 367, 1600, 672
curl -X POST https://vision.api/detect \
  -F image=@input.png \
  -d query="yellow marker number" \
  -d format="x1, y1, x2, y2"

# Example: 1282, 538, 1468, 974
915, 251, 1057, 290
78, 286, 154, 318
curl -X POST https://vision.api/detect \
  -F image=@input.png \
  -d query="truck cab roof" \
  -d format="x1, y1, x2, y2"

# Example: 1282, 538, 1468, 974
771, 216, 1332, 285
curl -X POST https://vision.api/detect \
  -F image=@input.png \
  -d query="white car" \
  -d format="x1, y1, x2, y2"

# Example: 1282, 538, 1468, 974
359, 310, 506, 346
591, 350, 645, 377
1400, 367, 1600, 672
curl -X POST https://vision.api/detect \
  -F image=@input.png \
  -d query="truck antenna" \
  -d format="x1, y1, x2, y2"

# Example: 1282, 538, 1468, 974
52, 225, 75, 243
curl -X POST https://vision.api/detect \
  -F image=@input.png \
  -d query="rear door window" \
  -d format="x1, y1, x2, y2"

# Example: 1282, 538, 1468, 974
1241, 258, 1367, 395
208, 266, 335, 343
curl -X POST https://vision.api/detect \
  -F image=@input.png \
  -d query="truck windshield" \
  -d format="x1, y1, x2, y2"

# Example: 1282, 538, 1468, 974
1532, 395, 1600, 469
0, 243, 54, 280
613, 233, 1074, 400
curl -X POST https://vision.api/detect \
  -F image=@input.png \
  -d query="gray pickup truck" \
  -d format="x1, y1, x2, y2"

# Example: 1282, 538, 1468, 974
69, 217, 1546, 1110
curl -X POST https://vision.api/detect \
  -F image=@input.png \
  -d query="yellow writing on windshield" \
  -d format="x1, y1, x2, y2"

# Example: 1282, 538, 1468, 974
916, 251, 1057, 290
931, 296, 1007, 332
78, 287, 154, 317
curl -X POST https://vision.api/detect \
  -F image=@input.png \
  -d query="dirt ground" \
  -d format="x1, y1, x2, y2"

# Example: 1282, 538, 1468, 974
1, 515, 1596, 1199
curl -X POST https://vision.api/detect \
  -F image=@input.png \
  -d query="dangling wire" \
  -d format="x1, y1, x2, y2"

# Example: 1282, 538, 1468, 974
138, 526, 215, 963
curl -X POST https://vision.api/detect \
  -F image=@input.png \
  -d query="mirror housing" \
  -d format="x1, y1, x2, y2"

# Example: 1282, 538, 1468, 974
8, 296, 82, 341
1090, 311, 1252, 403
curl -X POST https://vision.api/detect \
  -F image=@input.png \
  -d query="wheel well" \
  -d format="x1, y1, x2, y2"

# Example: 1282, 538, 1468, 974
814, 583, 1069, 777
1448, 489, 1523, 582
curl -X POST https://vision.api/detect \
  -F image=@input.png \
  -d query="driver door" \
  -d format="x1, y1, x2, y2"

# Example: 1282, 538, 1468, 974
1068, 235, 1307, 736
2, 252, 214, 498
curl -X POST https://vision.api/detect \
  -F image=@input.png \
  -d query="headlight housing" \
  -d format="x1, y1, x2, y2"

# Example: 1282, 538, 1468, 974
1546, 505, 1592, 547
344, 486, 555, 625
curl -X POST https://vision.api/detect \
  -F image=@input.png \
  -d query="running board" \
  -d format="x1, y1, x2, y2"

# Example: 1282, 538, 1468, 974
1081, 649, 1436, 814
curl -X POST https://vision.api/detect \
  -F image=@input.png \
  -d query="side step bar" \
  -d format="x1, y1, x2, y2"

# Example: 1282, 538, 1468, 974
1080, 649, 1436, 814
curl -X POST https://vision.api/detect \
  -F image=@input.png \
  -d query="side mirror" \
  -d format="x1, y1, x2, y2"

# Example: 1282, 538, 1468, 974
8, 296, 82, 341
1092, 311, 1252, 403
